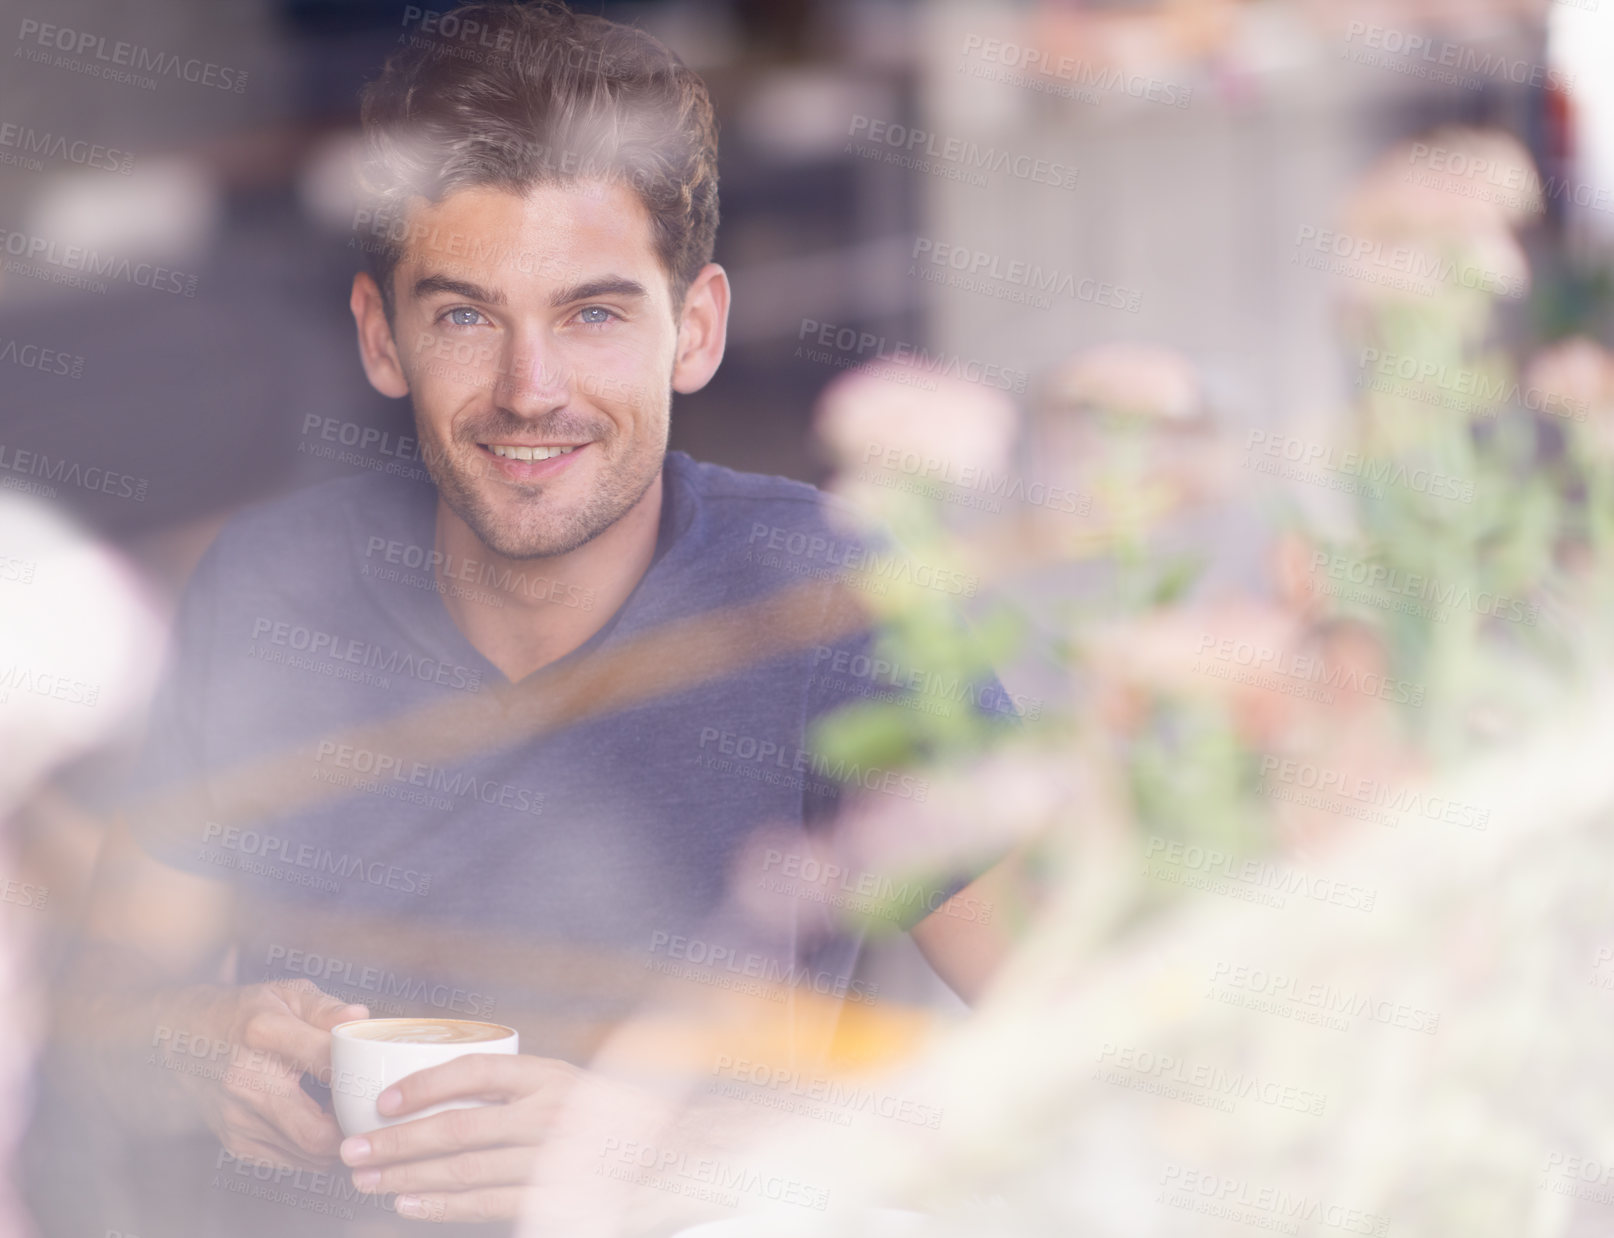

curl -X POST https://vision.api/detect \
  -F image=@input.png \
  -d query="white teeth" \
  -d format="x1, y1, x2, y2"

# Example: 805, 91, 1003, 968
487, 444, 579, 461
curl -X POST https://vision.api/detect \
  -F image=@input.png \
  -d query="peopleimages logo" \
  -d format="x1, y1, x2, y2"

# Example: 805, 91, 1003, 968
797, 318, 1028, 394
810, 643, 1042, 720
647, 931, 880, 1005
1291, 223, 1526, 299
1143, 836, 1378, 912
249, 617, 484, 693
0, 663, 99, 707
1403, 139, 1611, 219
0, 556, 35, 585
860, 440, 1088, 519
0, 119, 132, 174
909, 236, 1143, 314
1306, 550, 1538, 628
1244, 430, 1475, 505
958, 34, 1194, 109
1206, 960, 1440, 1034
1341, 21, 1574, 94
15, 18, 249, 92
264, 944, 497, 1019
1356, 346, 1587, 422
1096, 1043, 1327, 1116
759, 846, 993, 924
199, 820, 431, 896
1158, 1164, 1391, 1236
0, 443, 147, 502
711, 1054, 944, 1129
745, 520, 979, 599
596, 1136, 830, 1213
0, 878, 46, 910
846, 114, 1079, 192
362, 536, 596, 611
0, 335, 85, 378
696, 726, 930, 803
1259, 755, 1490, 831
351, 205, 586, 279
313, 740, 547, 818
0, 227, 198, 296
1195, 633, 1427, 708
212, 1149, 421, 1222
398, 4, 619, 77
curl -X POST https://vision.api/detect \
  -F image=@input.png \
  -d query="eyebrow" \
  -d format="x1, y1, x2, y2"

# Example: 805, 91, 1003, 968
548, 277, 648, 307
412, 274, 504, 305
410, 273, 649, 308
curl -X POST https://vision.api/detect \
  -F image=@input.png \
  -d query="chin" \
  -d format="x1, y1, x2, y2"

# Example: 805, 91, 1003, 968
472, 503, 606, 560
475, 521, 579, 560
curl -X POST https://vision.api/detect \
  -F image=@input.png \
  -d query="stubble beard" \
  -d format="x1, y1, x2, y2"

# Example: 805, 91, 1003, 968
420, 411, 668, 561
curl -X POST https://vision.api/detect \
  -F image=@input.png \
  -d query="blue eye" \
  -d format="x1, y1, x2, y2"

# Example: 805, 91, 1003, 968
578, 306, 614, 324
445, 307, 484, 327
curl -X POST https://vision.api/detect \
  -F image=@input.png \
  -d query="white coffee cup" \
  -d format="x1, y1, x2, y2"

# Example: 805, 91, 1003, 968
329, 1017, 519, 1137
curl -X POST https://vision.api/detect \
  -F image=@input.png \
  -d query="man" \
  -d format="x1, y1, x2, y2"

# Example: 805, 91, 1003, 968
67, 3, 1020, 1232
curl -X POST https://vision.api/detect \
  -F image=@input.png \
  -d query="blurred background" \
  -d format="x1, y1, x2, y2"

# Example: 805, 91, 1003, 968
7, 0, 1614, 1234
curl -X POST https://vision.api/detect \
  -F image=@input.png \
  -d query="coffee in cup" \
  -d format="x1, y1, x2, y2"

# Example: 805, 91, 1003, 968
341, 1019, 510, 1045
330, 1017, 519, 1137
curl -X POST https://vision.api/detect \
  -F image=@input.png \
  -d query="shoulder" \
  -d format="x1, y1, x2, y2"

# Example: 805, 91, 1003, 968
668, 451, 879, 545
196, 471, 423, 598
653, 452, 896, 625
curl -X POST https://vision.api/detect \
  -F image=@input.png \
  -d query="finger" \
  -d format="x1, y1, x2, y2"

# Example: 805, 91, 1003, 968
260, 1086, 347, 1161
219, 1136, 324, 1175
350, 1145, 537, 1195
380, 1053, 568, 1118
342, 1103, 533, 1167
395, 1188, 528, 1223
240, 1009, 340, 1077
220, 1103, 339, 1173
273, 978, 370, 1031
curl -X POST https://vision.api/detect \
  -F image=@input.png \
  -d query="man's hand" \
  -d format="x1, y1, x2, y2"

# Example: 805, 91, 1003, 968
339, 1054, 602, 1222
165, 978, 368, 1170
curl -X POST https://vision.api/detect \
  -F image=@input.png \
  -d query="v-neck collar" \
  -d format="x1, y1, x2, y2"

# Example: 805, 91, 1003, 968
399, 453, 693, 691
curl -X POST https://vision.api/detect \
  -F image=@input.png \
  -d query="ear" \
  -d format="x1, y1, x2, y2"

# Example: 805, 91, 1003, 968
351, 271, 410, 399
671, 263, 730, 395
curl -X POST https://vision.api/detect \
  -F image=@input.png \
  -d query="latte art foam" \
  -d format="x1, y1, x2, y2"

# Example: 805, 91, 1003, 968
342, 1019, 508, 1045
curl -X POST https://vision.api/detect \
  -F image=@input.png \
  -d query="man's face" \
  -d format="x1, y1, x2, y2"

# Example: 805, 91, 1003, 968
388, 179, 676, 559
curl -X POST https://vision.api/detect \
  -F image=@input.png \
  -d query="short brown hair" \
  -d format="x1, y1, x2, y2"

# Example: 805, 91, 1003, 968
357, 1, 719, 318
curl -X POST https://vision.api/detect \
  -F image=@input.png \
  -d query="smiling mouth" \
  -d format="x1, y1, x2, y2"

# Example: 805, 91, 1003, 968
481, 443, 584, 461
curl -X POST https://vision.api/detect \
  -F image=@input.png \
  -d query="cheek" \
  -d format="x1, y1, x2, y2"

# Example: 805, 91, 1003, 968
409, 376, 483, 444
407, 334, 506, 396
570, 341, 667, 419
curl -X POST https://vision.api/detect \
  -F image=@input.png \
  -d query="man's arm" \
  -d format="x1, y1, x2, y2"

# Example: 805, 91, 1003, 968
908, 846, 1036, 1005
64, 817, 368, 1167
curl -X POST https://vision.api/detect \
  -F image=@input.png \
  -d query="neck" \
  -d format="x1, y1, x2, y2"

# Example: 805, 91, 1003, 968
433, 469, 665, 682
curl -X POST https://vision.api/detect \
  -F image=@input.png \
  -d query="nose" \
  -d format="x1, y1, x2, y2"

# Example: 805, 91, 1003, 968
491, 331, 570, 419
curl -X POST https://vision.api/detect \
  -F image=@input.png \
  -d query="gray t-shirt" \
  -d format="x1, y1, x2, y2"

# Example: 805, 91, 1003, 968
128, 451, 1012, 1067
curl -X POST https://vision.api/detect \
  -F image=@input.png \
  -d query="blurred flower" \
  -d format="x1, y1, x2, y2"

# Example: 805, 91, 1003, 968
1526, 336, 1614, 454
1270, 530, 1328, 619
1044, 342, 1201, 424
0, 495, 162, 808
1527, 336, 1614, 406
813, 363, 1020, 484
0, 494, 162, 1238
830, 747, 1076, 890
1029, 0, 1239, 81
1083, 599, 1303, 751
1379, 126, 1541, 227
1339, 127, 1538, 307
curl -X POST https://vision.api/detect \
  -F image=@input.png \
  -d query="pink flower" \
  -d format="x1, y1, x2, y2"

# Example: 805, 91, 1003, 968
1044, 343, 1201, 423
813, 362, 1020, 481
1527, 336, 1614, 456
1333, 128, 1538, 306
